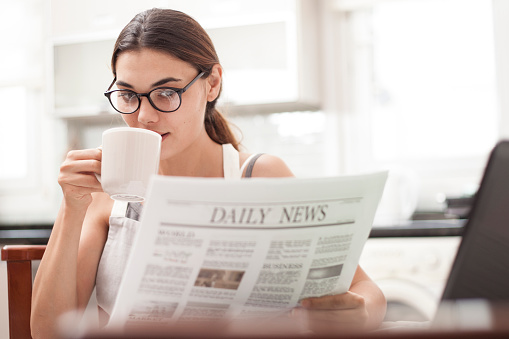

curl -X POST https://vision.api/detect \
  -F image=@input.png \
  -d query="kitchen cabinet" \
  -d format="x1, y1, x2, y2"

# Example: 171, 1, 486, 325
53, 38, 116, 118
50, 0, 321, 119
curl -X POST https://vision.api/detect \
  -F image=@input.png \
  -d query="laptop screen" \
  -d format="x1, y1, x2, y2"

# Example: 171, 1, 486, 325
441, 141, 509, 301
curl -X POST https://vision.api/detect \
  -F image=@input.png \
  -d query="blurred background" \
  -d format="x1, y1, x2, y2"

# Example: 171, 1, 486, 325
1, 0, 508, 224
1, 0, 509, 326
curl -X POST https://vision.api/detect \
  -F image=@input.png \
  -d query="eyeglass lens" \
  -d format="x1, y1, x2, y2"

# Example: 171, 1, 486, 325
110, 88, 181, 113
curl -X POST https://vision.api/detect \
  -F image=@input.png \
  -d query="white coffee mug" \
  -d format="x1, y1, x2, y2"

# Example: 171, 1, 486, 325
100, 127, 161, 202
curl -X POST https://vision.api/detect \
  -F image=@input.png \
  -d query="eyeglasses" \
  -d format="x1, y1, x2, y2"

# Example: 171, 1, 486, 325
104, 71, 205, 114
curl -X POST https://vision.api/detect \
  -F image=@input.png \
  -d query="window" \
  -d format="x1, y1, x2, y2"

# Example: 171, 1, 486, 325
0, 0, 55, 224
0, 0, 44, 187
231, 111, 328, 177
370, 0, 497, 161
339, 0, 498, 211
0, 87, 29, 179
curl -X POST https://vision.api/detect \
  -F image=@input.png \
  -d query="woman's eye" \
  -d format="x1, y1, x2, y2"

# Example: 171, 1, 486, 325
119, 91, 136, 100
156, 89, 177, 98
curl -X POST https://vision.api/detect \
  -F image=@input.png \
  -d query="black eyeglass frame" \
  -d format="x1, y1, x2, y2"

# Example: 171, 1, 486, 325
104, 71, 206, 114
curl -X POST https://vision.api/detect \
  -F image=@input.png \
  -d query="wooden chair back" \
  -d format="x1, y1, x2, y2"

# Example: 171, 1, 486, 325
1, 245, 46, 339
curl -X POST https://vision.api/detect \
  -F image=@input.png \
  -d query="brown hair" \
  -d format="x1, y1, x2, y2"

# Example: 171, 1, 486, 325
111, 8, 240, 150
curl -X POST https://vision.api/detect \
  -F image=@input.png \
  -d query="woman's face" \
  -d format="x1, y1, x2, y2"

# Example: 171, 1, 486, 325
114, 48, 213, 160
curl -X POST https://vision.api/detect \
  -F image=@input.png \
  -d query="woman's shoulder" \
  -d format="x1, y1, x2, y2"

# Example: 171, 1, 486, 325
239, 152, 294, 178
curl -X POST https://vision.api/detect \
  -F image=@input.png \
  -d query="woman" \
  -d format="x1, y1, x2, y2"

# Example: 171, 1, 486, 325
31, 8, 386, 338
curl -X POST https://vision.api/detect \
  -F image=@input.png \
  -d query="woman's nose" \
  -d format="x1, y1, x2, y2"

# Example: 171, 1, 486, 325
137, 97, 159, 124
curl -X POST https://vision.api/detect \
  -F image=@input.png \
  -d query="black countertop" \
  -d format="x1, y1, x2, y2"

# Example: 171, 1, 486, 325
0, 224, 53, 245
369, 219, 465, 238
0, 219, 465, 245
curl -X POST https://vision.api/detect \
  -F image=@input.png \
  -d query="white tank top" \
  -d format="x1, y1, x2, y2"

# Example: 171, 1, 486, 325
95, 144, 260, 317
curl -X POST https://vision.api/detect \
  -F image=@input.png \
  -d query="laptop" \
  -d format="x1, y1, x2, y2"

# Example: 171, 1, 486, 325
440, 140, 509, 301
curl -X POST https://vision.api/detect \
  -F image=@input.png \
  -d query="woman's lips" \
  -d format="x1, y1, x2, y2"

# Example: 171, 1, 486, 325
160, 132, 170, 141
148, 129, 169, 141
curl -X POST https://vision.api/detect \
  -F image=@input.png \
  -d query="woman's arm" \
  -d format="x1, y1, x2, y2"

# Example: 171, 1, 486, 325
31, 149, 110, 339
348, 266, 387, 329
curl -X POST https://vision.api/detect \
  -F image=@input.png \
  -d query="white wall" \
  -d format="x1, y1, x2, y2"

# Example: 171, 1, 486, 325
0, 261, 9, 338
493, 0, 509, 139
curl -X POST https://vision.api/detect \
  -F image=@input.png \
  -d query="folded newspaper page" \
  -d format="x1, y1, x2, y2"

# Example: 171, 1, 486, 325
108, 173, 387, 326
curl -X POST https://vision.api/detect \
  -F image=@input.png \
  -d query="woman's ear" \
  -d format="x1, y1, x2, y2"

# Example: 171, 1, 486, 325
206, 64, 222, 102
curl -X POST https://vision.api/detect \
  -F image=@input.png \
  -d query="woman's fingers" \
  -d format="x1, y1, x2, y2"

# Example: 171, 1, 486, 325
66, 148, 102, 161
60, 159, 101, 175
301, 292, 365, 310
293, 292, 369, 333
59, 170, 101, 188
58, 149, 104, 205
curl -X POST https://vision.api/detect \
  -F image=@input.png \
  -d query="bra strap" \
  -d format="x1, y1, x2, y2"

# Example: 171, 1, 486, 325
240, 153, 265, 178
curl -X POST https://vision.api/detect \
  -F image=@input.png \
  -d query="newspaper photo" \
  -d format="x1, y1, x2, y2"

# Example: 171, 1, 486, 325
108, 172, 387, 326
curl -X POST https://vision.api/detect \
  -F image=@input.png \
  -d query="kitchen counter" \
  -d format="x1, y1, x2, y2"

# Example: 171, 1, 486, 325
370, 219, 465, 238
0, 224, 53, 245
0, 219, 466, 246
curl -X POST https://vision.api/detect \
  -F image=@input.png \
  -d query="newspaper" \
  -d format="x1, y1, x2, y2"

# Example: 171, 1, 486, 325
108, 172, 387, 327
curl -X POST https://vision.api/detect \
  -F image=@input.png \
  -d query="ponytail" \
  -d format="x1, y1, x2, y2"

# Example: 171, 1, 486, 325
205, 104, 240, 151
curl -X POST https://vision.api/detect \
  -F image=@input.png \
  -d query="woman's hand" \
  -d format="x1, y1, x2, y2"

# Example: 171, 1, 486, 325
58, 148, 103, 208
292, 292, 370, 334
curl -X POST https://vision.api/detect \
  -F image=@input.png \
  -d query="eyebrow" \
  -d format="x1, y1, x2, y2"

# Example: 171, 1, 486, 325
116, 77, 183, 89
